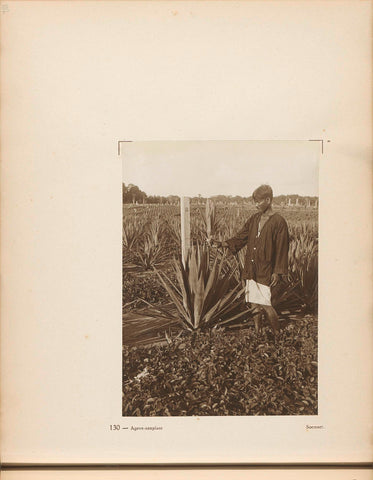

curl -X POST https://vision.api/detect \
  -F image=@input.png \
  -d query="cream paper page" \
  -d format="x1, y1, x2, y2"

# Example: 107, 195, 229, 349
1, 1, 372, 464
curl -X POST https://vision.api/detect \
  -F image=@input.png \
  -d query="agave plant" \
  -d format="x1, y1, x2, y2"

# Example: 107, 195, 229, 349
123, 214, 170, 270
134, 236, 169, 270
164, 215, 181, 247
196, 199, 227, 244
123, 222, 141, 251
226, 246, 247, 285
122, 218, 144, 268
153, 244, 246, 331
144, 215, 163, 245
288, 236, 318, 313
205, 198, 215, 240
273, 234, 318, 315
288, 221, 318, 243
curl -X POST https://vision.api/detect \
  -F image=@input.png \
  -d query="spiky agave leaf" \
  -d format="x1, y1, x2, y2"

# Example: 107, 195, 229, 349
196, 200, 227, 243
122, 214, 145, 249
273, 234, 318, 314
155, 268, 195, 330
133, 235, 169, 270
191, 245, 245, 328
164, 216, 181, 246
205, 198, 215, 240
154, 244, 245, 331
289, 235, 318, 313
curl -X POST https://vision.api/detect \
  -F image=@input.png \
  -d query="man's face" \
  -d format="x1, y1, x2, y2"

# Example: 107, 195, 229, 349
254, 196, 271, 214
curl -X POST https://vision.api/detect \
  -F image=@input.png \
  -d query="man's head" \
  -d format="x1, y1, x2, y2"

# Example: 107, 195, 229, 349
252, 185, 273, 214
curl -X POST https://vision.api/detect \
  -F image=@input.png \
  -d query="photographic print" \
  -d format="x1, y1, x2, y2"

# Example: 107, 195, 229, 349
122, 141, 319, 417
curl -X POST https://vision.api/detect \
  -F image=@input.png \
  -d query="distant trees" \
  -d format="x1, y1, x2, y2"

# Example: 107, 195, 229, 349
122, 183, 317, 206
122, 184, 180, 204
122, 184, 147, 204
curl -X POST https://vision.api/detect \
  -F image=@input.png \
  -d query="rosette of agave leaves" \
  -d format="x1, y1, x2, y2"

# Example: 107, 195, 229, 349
152, 243, 247, 332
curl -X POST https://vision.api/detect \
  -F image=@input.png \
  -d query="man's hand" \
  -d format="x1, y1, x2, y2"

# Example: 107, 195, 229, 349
210, 238, 223, 248
210, 239, 228, 250
270, 273, 281, 287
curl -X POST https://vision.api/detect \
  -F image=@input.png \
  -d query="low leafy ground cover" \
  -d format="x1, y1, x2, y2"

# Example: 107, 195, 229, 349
123, 261, 178, 311
122, 316, 317, 416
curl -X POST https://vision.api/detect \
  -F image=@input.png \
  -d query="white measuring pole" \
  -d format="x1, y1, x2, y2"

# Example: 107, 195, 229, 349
180, 196, 190, 266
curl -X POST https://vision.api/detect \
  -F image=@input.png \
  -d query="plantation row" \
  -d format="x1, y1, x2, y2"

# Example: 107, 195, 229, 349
123, 203, 318, 317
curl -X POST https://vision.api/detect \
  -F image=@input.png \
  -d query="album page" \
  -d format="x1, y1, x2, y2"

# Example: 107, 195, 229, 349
1, 0, 372, 465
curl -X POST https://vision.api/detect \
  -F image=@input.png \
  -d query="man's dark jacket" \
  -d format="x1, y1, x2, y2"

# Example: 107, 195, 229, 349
225, 212, 289, 286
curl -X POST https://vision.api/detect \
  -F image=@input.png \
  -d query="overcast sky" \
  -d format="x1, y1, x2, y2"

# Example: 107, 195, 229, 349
121, 141, 319, 197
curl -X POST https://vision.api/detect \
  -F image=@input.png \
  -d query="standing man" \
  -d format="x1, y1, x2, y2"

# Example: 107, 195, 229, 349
213, 185, 289, 336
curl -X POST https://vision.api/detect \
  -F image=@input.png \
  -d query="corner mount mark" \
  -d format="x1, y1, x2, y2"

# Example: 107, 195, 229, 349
309, 139, 331, 155
118, 140, 133, 156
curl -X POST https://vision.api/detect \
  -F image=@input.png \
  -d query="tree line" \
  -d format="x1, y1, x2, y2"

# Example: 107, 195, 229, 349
122, 183, 318, 206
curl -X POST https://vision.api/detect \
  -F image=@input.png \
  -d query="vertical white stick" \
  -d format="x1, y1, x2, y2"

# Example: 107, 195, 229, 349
206, 198, 212, 240
180, 196, 190, 266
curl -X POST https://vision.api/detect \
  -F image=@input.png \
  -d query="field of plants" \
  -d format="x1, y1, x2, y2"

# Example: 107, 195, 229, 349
122, 202, 318, 416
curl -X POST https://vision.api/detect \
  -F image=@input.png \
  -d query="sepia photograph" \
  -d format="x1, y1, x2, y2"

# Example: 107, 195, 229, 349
122, 141, 319, 417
